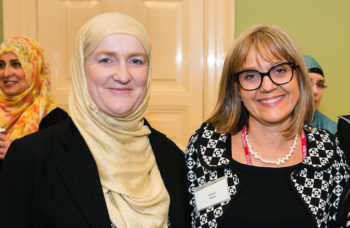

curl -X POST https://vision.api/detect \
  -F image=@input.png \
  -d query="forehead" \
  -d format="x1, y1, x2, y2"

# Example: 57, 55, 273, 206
243, 46, 286, 68
89, 33, 146, 55
309, 72, 324, 81
0, 51, 18, 60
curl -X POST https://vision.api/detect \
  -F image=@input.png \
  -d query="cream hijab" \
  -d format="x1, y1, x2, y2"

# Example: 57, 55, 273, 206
68, 13, 170, 227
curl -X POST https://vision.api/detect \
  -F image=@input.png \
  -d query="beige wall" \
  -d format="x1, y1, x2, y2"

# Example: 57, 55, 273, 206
235, 0, 350, 122
0, 0, 2, 42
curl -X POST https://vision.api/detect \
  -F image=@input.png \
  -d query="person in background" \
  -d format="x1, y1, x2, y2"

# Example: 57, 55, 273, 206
304, 55, 337, 134
185, 25, 349, 227
0, 36, 68, 168
336, 115, 350, 227
337, 115, 350, 163
0, 13, 189, 227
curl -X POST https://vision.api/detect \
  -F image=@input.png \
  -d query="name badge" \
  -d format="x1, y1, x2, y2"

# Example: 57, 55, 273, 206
194, 176, 230, 211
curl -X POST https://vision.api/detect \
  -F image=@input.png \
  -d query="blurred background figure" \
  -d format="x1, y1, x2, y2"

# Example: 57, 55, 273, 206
304, 55, 337, 134
337, 115, 350, 164
0, 36, 68, 166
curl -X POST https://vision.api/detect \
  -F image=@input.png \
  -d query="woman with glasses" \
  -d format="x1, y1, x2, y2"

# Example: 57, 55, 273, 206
303, 55, 337, 134
185, 25, 349, 227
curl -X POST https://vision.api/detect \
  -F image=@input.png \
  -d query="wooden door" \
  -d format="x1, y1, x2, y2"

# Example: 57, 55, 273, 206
2, 0, 234, 149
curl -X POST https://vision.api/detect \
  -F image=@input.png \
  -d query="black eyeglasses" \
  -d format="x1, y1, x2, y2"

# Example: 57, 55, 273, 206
233, 62, 297, 91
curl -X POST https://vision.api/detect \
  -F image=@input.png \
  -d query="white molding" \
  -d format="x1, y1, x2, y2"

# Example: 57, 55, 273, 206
203, 0, 235, 119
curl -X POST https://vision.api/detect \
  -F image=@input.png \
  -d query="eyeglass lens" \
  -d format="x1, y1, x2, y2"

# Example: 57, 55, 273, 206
238, 63, 294, 91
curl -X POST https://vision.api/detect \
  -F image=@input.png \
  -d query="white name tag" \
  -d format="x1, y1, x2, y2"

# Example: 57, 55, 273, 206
194, 176, 230, 211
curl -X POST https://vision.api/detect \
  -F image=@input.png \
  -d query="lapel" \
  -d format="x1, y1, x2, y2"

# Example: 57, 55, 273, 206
56, 119, 111, 228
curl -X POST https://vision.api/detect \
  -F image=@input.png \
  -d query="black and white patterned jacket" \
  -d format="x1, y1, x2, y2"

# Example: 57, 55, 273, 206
185, 123, 350, 228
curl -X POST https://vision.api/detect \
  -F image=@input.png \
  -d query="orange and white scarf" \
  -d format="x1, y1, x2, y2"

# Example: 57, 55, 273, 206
0, 36, 55, 140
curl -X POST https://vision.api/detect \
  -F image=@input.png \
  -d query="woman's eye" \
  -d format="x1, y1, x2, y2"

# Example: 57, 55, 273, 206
273, 66, 288, 75
11, 61, 22, 68
129, 58, 143, 65
242, 72, 258, 81
98, 58, 111, 64
0, 62, 5, 69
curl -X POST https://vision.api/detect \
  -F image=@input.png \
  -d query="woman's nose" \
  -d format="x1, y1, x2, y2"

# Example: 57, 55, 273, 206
311, 83, 318, 95
260, 75, 277, 92
112, 62, 131, 83
0, 65, 11, 77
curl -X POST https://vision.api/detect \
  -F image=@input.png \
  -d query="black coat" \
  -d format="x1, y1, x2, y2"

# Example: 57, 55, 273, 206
335, 115, 350, 227
0, 107, 69, 171
336, 115, 350, 165
0, 117, 190, 228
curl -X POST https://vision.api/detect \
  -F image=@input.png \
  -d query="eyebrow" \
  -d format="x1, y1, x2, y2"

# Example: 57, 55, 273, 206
93, 51, 147, 58
240, 61, 284, 72
0, 59, 19, 63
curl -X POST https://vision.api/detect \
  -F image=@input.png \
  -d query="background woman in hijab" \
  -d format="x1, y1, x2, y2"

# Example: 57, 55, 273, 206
0, 36, 68, 168
0, 13, 189, 227
303, 55, 337, 134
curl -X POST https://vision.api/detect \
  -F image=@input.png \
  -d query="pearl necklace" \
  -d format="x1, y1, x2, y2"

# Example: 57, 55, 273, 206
245, 133, 298, 165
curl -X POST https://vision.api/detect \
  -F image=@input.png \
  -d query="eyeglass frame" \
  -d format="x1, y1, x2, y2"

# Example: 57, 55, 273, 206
233, 62, 297, 91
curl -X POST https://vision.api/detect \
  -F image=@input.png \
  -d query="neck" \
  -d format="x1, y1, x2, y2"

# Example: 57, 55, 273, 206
246, 117, 291, 143
244, 117, 301, 165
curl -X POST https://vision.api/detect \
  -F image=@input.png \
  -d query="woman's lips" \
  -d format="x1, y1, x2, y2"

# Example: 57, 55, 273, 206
258, 95, 284, 106
108, 87, 132, 94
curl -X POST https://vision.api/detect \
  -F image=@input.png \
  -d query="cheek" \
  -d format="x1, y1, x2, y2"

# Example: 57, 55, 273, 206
316, 90, 324, 100
135, 69, 149, 93
18, 70, 30, 89
17, 68, 27, 80
240, 91, 255, 109
85, 68, 101, 102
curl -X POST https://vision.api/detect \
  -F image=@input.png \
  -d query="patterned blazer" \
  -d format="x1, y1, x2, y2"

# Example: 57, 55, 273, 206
185, 123, 350, 228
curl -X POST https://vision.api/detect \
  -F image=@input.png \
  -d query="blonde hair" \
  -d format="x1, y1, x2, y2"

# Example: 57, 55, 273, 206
207, 25, 313, 138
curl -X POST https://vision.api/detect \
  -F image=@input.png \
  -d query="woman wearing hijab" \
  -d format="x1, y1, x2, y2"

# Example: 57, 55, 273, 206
185, 25, 349, 227
303, 55, 337, 134
0, 13, 189, 227
0, 36, 68, 167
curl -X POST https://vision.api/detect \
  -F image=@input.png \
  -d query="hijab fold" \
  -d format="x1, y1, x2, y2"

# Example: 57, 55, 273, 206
68, 13, 169, 227
0, 36, 56, 140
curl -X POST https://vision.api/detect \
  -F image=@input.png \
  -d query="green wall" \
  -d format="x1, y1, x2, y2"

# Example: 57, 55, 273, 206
235, 0, 350, 122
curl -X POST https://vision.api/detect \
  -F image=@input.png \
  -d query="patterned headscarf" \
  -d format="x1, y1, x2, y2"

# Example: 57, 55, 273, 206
69, 13, 169, 227
0, 36, 56, 140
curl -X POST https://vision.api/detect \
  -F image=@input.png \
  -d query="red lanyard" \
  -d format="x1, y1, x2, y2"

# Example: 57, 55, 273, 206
241, 126, 307, 166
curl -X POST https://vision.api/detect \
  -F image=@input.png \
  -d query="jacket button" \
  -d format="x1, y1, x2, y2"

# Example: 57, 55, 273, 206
317, 211, 323, 218
292, 171, 300, 179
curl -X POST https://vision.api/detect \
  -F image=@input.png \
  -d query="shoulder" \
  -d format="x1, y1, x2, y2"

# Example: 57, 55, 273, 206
303, 125, 348, 169
337, 115, 350, 132
185, 122, 231, 168
39, 107, 70, 130
312, 110, 337, 134
9, 117, 78, 159
186, 122, 228, 148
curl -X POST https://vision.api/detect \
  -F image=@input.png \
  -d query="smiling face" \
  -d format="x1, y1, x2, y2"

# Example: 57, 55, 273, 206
0, 52, 29, 97
239, 47, 300, 126
84, 33, 149, 118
